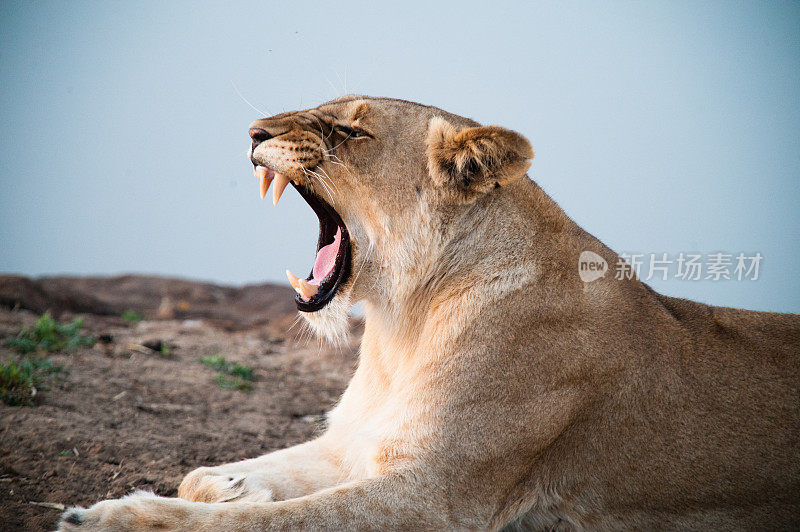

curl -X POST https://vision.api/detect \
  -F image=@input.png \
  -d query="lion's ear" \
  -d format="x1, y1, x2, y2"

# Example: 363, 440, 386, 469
426, 116, 534, 196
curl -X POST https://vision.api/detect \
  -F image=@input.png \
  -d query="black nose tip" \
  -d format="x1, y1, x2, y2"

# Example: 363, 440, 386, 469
249, 127, 271, 143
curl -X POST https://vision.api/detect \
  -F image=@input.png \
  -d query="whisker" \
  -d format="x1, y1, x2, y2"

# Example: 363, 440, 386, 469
333, 69, 346, 95
231, 81, 270, 117
309, 113, 335, 142
327, 133, 355, 152
316, 166, 340, 194
304, 165, 335, 192
287, 314, 303, 334
324, 73, 340, 100
300, 167, 320, 194
318, 170, 340, 198
324, 153, 352, 174
302, 168, 336, 205
306, 168, 336, 204
292, 317, 313, 346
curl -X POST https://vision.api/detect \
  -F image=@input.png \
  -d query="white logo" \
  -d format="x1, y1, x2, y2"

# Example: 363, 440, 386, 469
578, 251, 608, 283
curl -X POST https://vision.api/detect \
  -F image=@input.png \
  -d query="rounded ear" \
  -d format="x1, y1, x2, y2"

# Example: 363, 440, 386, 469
426, 116, 534, 197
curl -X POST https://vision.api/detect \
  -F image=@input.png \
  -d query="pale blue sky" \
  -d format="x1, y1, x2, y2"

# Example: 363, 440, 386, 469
1, 1, 798, 313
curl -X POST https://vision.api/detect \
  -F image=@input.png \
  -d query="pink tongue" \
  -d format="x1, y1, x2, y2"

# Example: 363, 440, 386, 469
310, 227, 341, 286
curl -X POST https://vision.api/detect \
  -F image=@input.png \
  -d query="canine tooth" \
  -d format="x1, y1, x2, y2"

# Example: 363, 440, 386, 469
273, 173, 290, 206
286, 270, 318, 299
286, 270, 302, 294
255, 166, 268, 179
259, 175, 272, 200
298, 279, 319, 299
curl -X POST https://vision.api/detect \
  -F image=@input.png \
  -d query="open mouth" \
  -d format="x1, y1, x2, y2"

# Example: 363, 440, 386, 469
253, 165, 351, 313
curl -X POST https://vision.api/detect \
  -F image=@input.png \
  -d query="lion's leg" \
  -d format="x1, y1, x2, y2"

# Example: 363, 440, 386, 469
178, 438, 343, 503
60, 473, 465, 531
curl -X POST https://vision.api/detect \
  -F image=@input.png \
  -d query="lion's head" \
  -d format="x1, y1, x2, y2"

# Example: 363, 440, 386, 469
248, 96, 534, 342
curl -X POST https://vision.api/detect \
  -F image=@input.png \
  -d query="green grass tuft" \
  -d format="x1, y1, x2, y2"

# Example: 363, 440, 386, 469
0, 356, 63, 406
2, 312, 89, 406
5, 312, 96, 354
213, 374, 253, 392
199, 351, 254, 391
121, 310, 143, 323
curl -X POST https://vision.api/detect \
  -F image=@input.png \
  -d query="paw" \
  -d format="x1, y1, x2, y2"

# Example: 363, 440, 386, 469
57, 492, 198, 531
58, 492, 151, 531
178, 467, 273, 503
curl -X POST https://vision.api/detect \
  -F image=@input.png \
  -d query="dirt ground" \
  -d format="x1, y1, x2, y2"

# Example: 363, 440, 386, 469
0, 275, 358, 531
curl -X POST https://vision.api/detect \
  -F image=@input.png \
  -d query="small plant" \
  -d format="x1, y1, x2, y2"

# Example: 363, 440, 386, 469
121, 310, 143, 323
199, 353, 254, 379
2, 312, 87, 406
0, 356, 63, 406
5, 312, 96, 354
213, 374, 253, 392
199, 351, 254, 391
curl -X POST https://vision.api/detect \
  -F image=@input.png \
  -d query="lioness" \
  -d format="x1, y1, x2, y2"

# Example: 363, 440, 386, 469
60, 96, 799, 531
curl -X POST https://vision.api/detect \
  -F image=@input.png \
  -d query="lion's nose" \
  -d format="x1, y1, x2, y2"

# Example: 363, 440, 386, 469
249, 128, 272, 143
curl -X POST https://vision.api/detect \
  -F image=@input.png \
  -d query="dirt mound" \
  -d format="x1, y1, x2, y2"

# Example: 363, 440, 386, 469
0, 274, 299, 331
0, 275, 357, 531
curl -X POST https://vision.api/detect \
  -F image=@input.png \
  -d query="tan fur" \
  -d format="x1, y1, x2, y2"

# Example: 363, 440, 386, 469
60, 96, 800, 531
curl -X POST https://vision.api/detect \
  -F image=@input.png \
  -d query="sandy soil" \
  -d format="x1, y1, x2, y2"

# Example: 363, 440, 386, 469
0, 275, 357, 531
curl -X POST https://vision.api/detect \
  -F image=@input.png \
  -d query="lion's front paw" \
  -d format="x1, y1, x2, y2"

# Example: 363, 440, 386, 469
58, 493, 145, 531
178, 467, 273, 503
57, 492, 197, 532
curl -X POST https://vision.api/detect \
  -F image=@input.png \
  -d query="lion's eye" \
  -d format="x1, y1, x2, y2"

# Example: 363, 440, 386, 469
336, 125, 368, 139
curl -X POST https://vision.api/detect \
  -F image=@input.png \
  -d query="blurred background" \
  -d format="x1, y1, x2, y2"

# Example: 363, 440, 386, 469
1, 1, 798, 313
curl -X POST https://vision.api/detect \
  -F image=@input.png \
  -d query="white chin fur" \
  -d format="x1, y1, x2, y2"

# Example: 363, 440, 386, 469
299, 291, 351, 346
